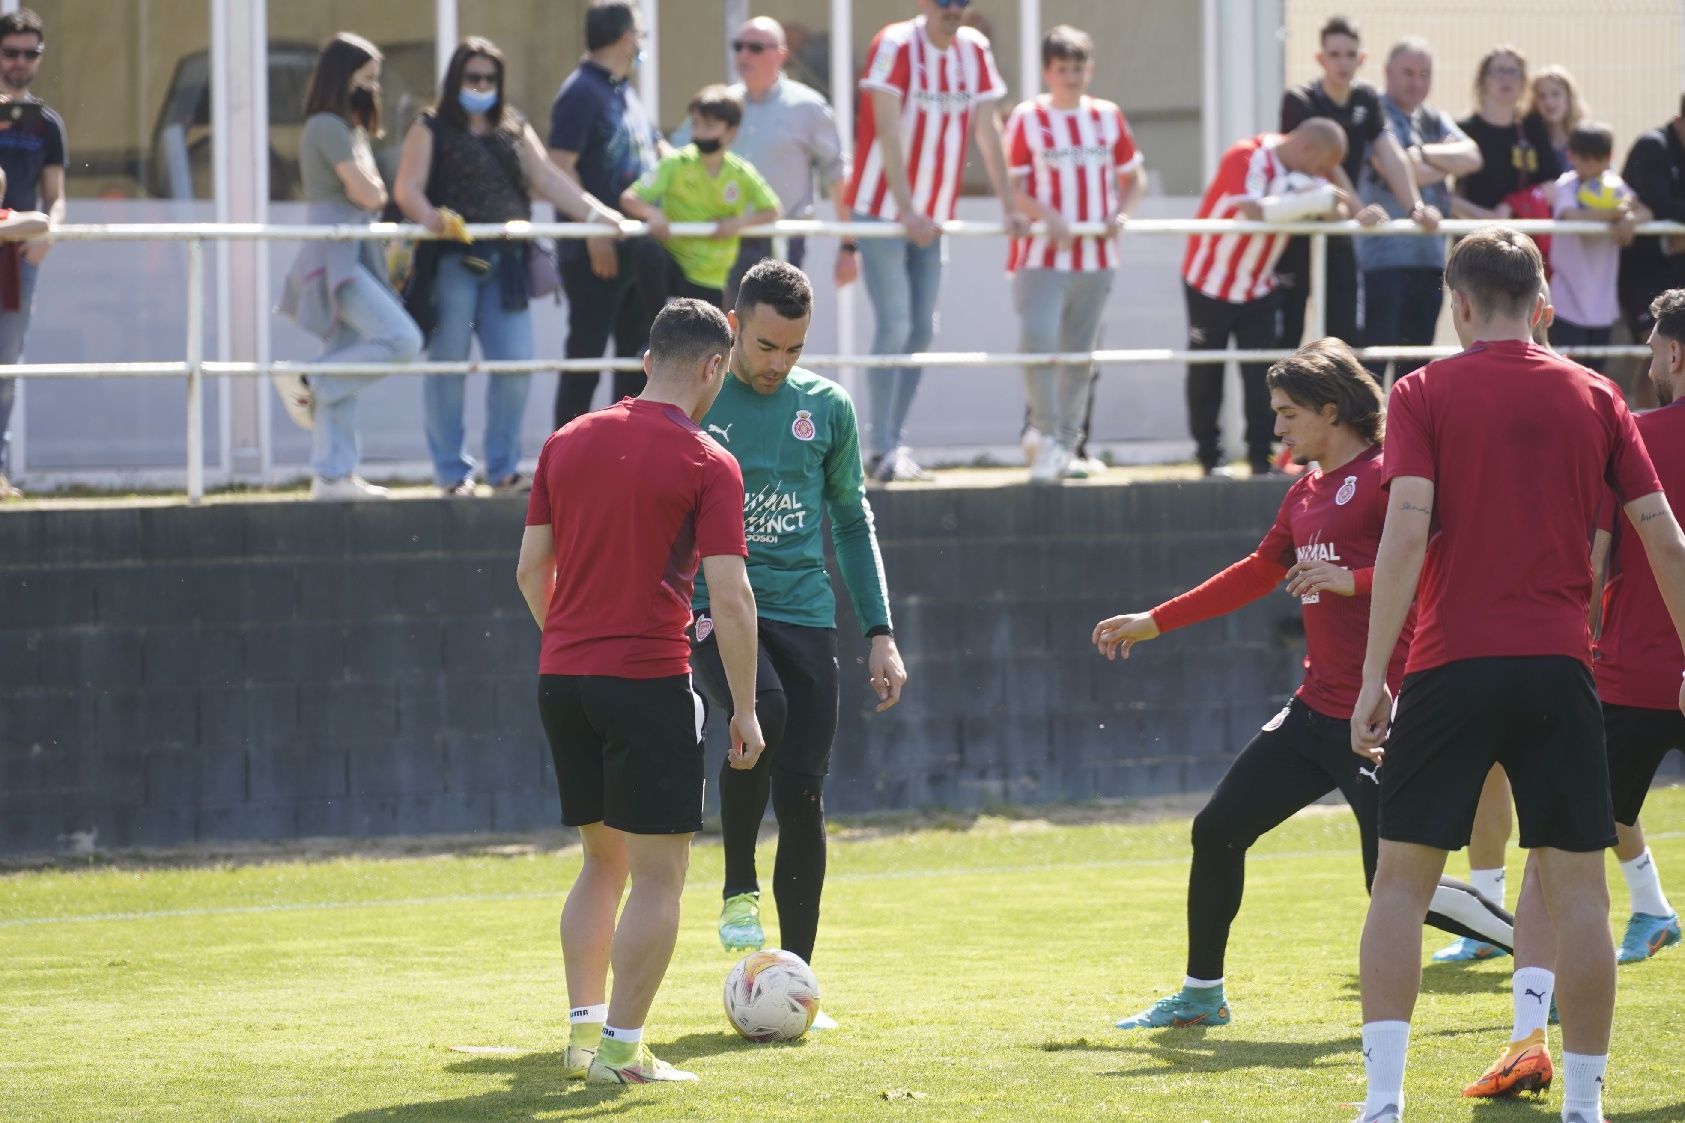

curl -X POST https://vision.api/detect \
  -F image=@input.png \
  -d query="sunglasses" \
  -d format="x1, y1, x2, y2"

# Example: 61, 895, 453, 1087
731, 40, 774, 54
1, 47, 43, 61
462, 71, 499, 87
934, 0, 972, 8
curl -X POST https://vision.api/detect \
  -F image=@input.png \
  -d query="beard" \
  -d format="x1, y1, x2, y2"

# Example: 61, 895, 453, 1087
3, 68, 33, 89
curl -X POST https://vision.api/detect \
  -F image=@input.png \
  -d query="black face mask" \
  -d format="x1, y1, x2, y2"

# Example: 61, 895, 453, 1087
349, 85, 377, 120
693, 136, 723, 155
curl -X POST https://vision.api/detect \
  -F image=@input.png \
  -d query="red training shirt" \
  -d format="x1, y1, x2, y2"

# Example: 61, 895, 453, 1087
1595, 399, 1685, 708
1152, 445, 1409, 720
525, 398, 748, 679
1383, 340, 1661, 674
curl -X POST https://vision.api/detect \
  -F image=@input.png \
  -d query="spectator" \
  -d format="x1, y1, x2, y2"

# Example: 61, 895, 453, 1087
1278, 16, 1434, 348
394, 38, 624, 497
847, 0, 1027, 483
1183, 120, 1351, 477
1617, 94, 1685, 408
276, 32, 423, 502
619, 86, 780, 319
1357, 38, 1482, 383
548, 0, 665, 430
1525, 64, 1587, 169
1452, 45, 1561, 219
1548, 122, 1649, 372
672, 16, 854, 307
1005, 25, 1145, 483
0, 6, 62, 501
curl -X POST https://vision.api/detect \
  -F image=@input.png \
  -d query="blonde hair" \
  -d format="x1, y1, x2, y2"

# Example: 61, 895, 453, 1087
1527, 65, 1587, 134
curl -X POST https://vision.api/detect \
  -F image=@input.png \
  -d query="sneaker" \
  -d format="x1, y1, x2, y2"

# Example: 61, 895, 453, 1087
1352, 1106, 1400, 1123
1115, 989, 1231, 1030
586, 1044, 698, 1085
1617, 911, 1681, 964
1021, 426, 1044, 466
809, 1009, 838, 1031
718, 891, 765, 953
310, 475, 391, 502
874, 446, 933, 483
1028, 441, 1071, 484
1462, 1028, 1552, 1098
1203, 463, 1238, 479
271, 372, 314, 431
562, 1044, 596, 1080
492, 473, 531, 495
0, 473, 22, 500
441, 479, 477, 498
1069, 455, 1106, 478
1431, 936, 1508, 963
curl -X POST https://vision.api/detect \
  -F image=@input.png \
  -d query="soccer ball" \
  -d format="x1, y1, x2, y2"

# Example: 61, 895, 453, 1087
723, 949, 820, 1042
1577, 172, 1624, 211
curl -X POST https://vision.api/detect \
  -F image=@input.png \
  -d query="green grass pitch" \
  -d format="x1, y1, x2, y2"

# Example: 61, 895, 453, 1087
4, 788, 1684, 1122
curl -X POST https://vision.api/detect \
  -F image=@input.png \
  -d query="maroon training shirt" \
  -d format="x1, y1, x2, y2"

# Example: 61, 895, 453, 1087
526, 398, 747, 679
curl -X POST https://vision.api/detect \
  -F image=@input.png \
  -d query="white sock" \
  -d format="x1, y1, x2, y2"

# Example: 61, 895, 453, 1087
600, 1024, 643, 1044
569, 1003, 607, 1024
1182, 975, 1223, 991
1561, 1051, 1607, 1120
1620, 848, 1673, 918
1360, 1020, 1410, 1118
1511, 967, 1554, 1043
1471, 867, 1507, 909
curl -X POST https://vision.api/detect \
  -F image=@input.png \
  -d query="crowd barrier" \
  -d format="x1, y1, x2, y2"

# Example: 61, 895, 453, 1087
9, 216, 1677, 502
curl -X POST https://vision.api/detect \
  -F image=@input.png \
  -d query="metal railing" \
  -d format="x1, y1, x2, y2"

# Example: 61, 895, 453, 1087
11, 216, 1677, 502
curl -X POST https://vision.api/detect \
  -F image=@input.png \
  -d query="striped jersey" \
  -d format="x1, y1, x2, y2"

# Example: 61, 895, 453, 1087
847, 16, 1006, 222
1004, 95, 1142, 273
1182, 134, 1309, 303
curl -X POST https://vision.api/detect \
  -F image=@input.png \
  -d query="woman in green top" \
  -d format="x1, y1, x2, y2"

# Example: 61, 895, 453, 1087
277, 32, 423, 501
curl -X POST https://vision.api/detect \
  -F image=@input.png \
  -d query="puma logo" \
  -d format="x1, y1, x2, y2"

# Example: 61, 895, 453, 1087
1363, 1047, 1372, 1061
1637, 856, 1652, 871
708, 422, 733, 443
1524, 987, 1547, 1004
1358, 765, 1379, 784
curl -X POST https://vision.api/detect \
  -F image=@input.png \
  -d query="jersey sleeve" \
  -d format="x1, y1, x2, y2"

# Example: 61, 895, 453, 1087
1280, 88, 1311, 133
1113, 107, 1141, 171
1150, 554, 1291, 633
859, 29, 910, 98
696, 449, 749, 559
525, 433, 556, 527
631, 156, 675, 203
974, 38, 1007, 104
304, 113, 356, 168
1607, 394, 1663, 504
1005, 105, 1032, 177
44, 110, 65, 168
1360, 87, 1385, 142
1380, 374, 1436, 485
822, 390, 893, 635
803, 98, 847, 187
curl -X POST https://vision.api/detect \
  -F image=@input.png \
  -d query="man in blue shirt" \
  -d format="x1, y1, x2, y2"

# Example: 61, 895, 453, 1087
548, 0, 665, 429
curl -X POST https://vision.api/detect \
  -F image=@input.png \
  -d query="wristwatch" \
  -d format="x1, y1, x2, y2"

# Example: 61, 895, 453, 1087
840, 240, 860, 253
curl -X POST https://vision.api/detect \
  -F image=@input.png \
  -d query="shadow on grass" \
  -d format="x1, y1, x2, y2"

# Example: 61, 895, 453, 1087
335, 1051, 643, 1123
659, 1029, 812, 1064
1334, 967, 1511, 1000
1040, 1031, 1360, 1076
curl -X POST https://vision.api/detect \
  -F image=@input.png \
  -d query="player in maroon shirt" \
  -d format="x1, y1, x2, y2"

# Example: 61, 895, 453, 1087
1093, 338, 1512, 1032
515, 299, 766, 1086
1351, 230, 1685, 1123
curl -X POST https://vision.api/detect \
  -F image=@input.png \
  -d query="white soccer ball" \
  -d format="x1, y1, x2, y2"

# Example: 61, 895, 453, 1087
723, 949, 821, 1042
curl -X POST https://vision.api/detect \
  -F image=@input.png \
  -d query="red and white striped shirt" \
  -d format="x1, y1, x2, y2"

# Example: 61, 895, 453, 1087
1182, 134, 1308, 303
1004, 96, 1141, 273
847, 17, 1006, 222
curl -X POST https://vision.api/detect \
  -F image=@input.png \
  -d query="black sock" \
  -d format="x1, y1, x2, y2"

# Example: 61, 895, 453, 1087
720, 689, 786, 899
769, 770, 827, 965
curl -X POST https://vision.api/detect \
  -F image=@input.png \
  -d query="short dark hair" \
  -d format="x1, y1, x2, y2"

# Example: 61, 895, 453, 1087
735, 260, 813, 320
585, 1, 637, 52
1651, 289, 1685, 345
303, 32, 384, 138
649, 299, 733, 374
688, 84, 743, 129
1266, 337, 1385, 444
1567, 121, 1614, 160
433, 38, 509, 132
1320, 15, 1360, 45
0, 9, 44, 42
1445, 226, 1544, 320
1041, 25, 1093, 68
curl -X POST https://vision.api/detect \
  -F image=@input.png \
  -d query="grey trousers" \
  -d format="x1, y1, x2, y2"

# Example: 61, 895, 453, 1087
1014, 267, 1113, 449
0, 259, 40, 477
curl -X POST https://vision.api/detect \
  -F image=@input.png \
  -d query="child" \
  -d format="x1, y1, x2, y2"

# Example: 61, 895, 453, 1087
0, 164, 51, 502
620, 85, 780, 324
1549, 122, 1650, 372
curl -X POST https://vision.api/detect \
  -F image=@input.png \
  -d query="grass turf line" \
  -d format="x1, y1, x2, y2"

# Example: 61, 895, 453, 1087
2, 789, 1683, 1122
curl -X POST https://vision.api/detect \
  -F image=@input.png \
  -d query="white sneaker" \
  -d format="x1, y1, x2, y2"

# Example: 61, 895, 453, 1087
271, 373, 314, 430
310, 475, 391, 502
1021, 426, 1044, 466
1070, 455, 1107, 477
809, 1009, 838, 1031
1029, 441, 1072, 484
874, 447, 933, 483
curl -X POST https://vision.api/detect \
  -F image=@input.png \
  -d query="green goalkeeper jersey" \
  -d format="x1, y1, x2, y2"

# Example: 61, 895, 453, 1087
692, 367, 893, 635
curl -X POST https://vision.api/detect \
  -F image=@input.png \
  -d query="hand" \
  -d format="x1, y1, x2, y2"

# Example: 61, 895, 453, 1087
645, 210, 672, 241
1092, 611, 1160, 661
21, 237, 50, 265
1354, 203, 1388, 227
1350, 680, 1393, 764
1111, 212, 1129, 241
1002, 206, 1032, 239
868, 635, 907, 713
1043, 212, 1073, 249
1284, 560, 1356, 599
834, 246, 859, 288
1409, 203, 1442, 233
1613, 208, 1641, 248
586, 235, 619, 279
1495, 201, 1514, 220
902, 211, 941, 247
728, 710, 766, 770
590, 205, 625, 231
433, 207, 472, 243
713, 216, 742, 239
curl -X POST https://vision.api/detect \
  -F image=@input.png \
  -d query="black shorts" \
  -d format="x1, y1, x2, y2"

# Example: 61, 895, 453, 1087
1380, 656, 1616, 852
537, 674, 705, 834
691, 616, 839, 777
1603, 701, 1685, 826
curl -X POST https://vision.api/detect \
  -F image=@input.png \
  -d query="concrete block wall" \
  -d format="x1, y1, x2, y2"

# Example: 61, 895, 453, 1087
1, 479, 1310, 855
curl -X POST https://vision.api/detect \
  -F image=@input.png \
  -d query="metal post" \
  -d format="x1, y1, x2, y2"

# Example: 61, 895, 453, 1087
436, 0, 459, 83
186, 239, 206, 504
1307, 230, 1327, 342
1018, 0, 1041, 101
831, 0, 860, 405
639, 0, 660, 124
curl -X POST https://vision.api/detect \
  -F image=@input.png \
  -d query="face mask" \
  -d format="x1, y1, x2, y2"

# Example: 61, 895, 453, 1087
349, 85, 376, 119
458, 87, 497, 115
634, 47, 647, 70
693, 136, 723, 155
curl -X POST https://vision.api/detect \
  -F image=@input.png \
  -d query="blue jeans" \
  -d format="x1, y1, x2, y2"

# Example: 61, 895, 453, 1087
0, 260, 41, 477
425, 253, 535, 486
313, 265, 424, 480
855, 213, 943, 457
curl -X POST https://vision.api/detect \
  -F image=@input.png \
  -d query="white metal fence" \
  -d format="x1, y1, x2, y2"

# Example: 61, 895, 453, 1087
8, 216, 1674, 502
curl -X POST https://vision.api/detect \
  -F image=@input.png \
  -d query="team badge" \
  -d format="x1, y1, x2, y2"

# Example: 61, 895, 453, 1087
791, 410, 816, 441
723, 181, 741, 205
1335, 475, 1358, 506
695, 614, 714, 642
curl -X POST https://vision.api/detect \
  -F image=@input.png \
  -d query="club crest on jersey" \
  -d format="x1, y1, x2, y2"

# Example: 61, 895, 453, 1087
695, 614, 714, 643
723, 181, 741, 205
1335, 475, 1358, 506
792, 409, 816, 441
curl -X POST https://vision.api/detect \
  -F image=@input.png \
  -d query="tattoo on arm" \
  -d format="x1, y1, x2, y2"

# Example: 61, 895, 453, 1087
1640, 510, 1666, 523
1399, 501, 1431, 515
